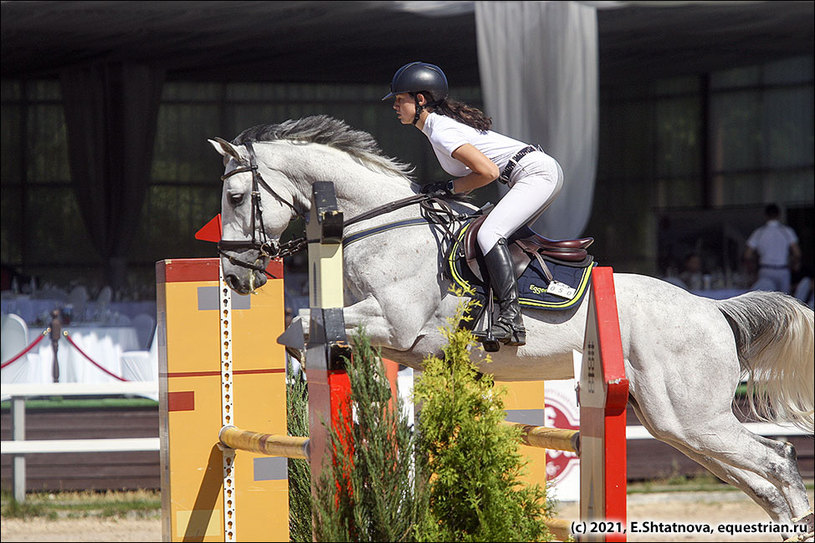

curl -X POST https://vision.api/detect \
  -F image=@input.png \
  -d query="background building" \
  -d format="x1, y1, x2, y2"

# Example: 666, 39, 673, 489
2, 1, 812, 299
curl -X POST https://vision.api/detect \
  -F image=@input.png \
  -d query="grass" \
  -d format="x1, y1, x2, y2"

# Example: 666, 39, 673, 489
628, 473, 815, 495
0, 397, 158, 411
628, 473, 733, 494
0, 489, 161, 520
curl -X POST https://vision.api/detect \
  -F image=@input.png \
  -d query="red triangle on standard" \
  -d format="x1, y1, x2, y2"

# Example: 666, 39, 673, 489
195, 214, 222, 242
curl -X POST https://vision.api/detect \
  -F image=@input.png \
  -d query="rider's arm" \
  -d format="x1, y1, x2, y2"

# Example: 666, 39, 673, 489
450, 143, 500, 194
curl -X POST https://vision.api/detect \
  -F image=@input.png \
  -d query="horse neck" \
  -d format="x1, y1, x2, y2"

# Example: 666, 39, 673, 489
271, 142, 416, 220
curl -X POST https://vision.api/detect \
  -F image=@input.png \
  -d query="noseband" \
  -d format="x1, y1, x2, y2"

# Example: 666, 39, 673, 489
217, 141, 303, 276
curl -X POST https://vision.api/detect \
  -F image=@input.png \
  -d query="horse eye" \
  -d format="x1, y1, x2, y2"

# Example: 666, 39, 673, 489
228, 191, 244, 205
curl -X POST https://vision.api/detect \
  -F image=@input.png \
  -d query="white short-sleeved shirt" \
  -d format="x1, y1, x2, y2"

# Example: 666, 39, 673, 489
746, 220, 799, 267
421, 112, 528, 177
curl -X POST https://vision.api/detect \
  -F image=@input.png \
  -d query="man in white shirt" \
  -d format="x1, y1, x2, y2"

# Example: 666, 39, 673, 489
744, 204, 801, 294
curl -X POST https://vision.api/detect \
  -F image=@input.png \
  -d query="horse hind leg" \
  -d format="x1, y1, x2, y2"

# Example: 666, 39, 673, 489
667, 436, 812, 540
630, 401, 778, 519
711, 427, 811, 525
636, 407, 812, 539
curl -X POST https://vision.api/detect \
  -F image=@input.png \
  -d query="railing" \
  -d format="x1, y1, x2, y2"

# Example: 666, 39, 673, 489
0, 381, 159, 503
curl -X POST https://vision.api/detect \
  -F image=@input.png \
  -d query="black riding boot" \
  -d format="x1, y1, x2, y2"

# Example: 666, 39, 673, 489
484, 238, 526, 346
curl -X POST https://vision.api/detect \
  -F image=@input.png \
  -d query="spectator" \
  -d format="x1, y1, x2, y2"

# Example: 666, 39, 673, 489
744, 203, 801, 294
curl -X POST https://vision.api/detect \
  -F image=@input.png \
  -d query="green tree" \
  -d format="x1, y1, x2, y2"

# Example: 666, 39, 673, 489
304, 301, 556, 542
312, 328, 428, 542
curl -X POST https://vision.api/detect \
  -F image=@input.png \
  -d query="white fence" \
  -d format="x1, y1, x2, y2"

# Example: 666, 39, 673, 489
1, 381, 159, 502
1, 381, 807, 503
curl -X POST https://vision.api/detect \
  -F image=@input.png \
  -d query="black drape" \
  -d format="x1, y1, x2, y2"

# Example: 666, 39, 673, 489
60, 62, 165, 289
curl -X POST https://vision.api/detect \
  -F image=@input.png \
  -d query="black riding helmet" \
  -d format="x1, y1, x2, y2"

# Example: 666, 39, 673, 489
383, 62, 448, 125
382, 61, 449, 103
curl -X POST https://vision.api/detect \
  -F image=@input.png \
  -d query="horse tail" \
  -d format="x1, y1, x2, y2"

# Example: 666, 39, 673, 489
716, 291, 814, 432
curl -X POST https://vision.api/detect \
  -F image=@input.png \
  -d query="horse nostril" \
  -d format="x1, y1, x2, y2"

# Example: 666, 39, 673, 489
225, 274, 240, 291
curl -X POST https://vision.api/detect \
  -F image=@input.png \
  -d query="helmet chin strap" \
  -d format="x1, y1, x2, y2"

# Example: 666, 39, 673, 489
412, 94, 424, 125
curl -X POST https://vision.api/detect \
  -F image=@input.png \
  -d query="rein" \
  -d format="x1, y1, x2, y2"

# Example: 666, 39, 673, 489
217, 140, 474, 274
273, 192, 471, 259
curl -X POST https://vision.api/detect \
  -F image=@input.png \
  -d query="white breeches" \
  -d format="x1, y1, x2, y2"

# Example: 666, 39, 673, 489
477, 152, 564, 254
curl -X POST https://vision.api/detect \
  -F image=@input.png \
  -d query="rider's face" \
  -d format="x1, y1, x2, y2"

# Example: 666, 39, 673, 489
392, 93, 415, 125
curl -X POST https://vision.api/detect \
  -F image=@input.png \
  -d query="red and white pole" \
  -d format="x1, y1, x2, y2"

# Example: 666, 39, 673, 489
580, 266, 629, 542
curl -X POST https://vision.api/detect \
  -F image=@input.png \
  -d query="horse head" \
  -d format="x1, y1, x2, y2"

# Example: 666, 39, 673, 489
210, 115, 421, 296
209, 137, 303, 294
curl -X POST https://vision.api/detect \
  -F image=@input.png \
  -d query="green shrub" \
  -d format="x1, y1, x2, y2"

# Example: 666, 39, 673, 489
298, 301, 555, 542
412, 310, 555, 542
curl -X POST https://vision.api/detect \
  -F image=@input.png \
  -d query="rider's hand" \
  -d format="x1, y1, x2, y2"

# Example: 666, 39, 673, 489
421, 179, 455, 195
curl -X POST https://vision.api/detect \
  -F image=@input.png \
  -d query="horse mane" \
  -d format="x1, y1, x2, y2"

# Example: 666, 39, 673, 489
232, 115, 415, 179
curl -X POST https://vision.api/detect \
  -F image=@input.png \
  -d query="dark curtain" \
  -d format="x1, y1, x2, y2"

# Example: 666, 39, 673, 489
60, 62, 165, 289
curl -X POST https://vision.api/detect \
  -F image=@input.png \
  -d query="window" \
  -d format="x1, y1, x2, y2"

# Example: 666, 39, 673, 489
592, 55, 813, 277
1, 80, 100, 286
710, 57, 814, 206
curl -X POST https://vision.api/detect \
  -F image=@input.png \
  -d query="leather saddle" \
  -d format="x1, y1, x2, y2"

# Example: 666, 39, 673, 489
462, 213, 594, 283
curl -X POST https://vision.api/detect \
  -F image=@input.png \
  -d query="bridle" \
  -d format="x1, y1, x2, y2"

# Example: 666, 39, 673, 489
217, 141, 305, 277
217, 139, 475, 277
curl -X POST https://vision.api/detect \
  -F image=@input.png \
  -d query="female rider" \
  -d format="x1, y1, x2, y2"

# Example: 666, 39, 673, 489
383, 61, 564, 346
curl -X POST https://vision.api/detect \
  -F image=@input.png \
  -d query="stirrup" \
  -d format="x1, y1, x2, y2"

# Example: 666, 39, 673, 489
492, 319, 526, 347
473, 329, 501, 352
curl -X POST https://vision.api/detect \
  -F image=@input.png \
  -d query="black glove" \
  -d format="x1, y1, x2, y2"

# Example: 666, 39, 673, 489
421, 179, 455, 195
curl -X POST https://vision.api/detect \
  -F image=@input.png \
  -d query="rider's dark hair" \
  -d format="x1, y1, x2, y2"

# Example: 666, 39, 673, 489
411, 92, 492, 132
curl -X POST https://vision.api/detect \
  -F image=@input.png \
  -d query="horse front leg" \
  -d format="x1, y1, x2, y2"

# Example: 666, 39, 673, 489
340, 295, 415, 350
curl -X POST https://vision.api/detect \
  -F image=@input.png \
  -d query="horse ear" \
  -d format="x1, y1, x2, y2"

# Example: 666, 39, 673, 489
208, 137, 241, 161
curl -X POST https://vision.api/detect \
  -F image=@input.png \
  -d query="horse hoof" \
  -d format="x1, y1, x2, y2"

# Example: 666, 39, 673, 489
792, 510, 813, 524
783, 531, 814, 542
788, 511, 814, 542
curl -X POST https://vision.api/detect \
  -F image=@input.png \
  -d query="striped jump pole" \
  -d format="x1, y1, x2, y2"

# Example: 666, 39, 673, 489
580, 266, 628, 542
502, 421, 580, 453
218, 426, 309, 460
